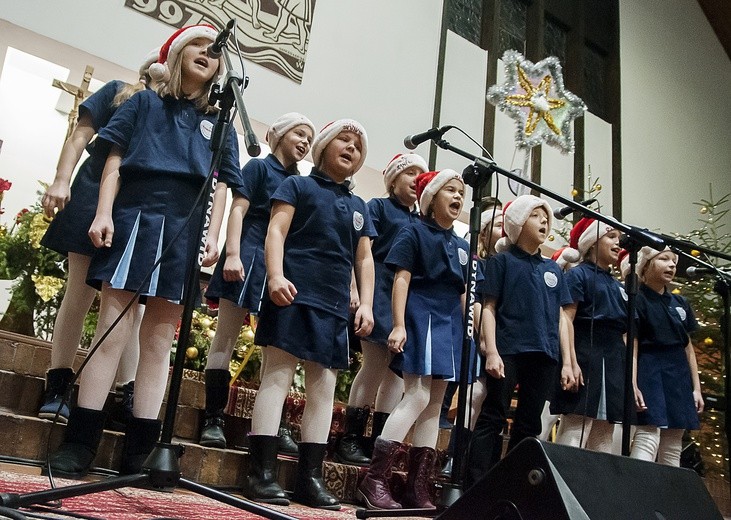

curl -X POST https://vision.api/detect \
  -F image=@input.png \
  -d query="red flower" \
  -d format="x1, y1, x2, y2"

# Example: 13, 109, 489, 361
0, 178, 12, 192
15, 208, 29, 223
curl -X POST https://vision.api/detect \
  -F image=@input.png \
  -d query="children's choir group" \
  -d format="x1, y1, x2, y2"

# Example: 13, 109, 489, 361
34, 24, 704, 511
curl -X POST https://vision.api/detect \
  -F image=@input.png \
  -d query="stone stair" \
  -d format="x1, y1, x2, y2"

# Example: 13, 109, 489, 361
0, 330, 450, 504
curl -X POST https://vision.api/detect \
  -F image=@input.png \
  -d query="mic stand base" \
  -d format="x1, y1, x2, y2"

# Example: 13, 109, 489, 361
438, 481, 463, 509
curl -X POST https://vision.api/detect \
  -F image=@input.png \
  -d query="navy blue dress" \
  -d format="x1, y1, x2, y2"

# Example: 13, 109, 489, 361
635, 284, 700, 429
550, 261, 628, 422
205, 154, 298, 312
365, 196, 419, 346
254, 169, 376, 369
86, 90, 242, 303
41, 80, 126, 257
385, 218, 472, 381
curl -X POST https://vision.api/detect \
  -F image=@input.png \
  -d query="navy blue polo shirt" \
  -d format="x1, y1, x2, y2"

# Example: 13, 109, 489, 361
567, 261, 628, 330
482, 245, 572, 360
80, 80, 124, 133
98, 90, 242, 188
368, 196, 419, 264
272, 168, 376, 318
236, 154, 297, 240
636, 284, 698, 349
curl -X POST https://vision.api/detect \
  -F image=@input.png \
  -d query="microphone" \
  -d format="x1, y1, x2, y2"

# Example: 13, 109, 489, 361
207, 19, 236, 59
403, 126, 453, 150
686, 266, 719, 279
553, 198, 598, 220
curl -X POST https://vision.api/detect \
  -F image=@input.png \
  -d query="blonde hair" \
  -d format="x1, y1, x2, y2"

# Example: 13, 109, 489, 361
152, 55, 218, 114
111, 80, 146, 108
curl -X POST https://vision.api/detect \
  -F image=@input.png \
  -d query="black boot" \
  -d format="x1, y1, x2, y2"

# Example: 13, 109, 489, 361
119, 416, 162, 475
278, 422, 299, 456
199, 369, 229, 449
38, 368, 75, 423
335, 406, 371, 466
292, 443, 340, 510
47, 406, 106, 478
441, 427, 471, 478
366, 411, 389, 458
243, 435, 289, 505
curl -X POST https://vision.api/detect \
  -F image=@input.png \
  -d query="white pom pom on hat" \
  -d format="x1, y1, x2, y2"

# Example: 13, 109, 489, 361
139, 47, 161, 79
148, 24, 221, 83
266, 112, 316, 153
382, 153, 428, 190
311, 119, 368, 173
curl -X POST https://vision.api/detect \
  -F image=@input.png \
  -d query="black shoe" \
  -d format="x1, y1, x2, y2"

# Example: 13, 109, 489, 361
334, 406, 370, 466
278, 424, 299, 456
200, 416, 227, 449
48, 407, 106, 478
38, 368, 75, 423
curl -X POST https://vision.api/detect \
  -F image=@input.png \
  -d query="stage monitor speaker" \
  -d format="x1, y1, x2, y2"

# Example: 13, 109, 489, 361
437, 438, 722, 520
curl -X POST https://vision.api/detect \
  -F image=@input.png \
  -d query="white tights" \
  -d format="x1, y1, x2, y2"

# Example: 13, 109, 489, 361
631, 426, 685, 465
555, 414, 617, 454
78, 286, 180, 419
348, 340, 404, 412
205, 298, 248, 371
51, 253, 141, 384
380, 374, 448, 448
251, 346, 337, 443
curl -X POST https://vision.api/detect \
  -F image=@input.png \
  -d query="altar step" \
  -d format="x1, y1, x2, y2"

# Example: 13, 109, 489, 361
0, 330, 448, 504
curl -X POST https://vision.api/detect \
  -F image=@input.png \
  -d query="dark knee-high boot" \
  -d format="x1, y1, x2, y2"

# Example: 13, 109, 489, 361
335, 406, 371, 466
357, 437, 402, 509
292, 442, 340, 510
440, 426, 471, 478
243, 435, 289, 505
120, 416, 162, 475
402, 446, 437, 509
199, 369, 230, 448
48, 406, 106, 478
366, 411, 389, 458
38, 368, 75, 423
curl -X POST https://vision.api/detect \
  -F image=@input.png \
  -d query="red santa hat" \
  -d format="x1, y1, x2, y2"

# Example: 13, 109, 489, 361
266, 112, 316, 153
415, 169, 463, 216
148, 24, 221, 83
382, 153, 428, 190
617, 248, 631, 280
495, 195, 553, 253
311, 119, 368, 173
559, 217, 617, 264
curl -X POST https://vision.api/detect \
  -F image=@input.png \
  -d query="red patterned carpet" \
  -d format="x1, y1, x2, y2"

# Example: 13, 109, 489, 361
0, 468, 384, 520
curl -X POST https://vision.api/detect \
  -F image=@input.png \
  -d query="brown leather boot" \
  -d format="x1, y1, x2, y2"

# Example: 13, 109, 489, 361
402, 446, 437, 509
357, 437, 402, 509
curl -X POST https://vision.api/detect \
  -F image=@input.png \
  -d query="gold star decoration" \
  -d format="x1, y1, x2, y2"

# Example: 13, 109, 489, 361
488, 50, 586, 153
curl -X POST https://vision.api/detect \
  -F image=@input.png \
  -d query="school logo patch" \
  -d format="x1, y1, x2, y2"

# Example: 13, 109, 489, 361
200, 120, 213, 140
544, 271, 558, 288
458, 248, 468, 266
674, 306, 687, 321
353, 211, 364, 231
619, 286, 628, 301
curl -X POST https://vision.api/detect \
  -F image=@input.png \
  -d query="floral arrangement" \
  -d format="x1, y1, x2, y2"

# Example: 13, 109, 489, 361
0, 181, 66, 338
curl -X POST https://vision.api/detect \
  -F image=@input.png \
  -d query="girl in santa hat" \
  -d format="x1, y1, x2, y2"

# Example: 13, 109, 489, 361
244, 119, 375, 510
48, 24, 241, 477
465, 195, 576, 488
198, 113, 315, 452
630, 246, 703, 466
551, 217, 627, 454
334, 152, 426, 467
358, 169, 471, 510
38, 49, 160, 425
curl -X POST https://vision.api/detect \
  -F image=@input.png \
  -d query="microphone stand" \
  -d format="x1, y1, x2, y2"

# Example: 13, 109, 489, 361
0, 22, 294, 520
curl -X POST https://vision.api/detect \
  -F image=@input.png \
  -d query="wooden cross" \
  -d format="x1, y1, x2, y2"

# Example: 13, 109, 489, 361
52, 65, 94, 142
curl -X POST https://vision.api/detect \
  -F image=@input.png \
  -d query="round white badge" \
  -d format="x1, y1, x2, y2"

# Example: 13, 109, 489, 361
619, 286, 628, 301
675, 306, 687, 321
544, 271, 558, 288
200, 120, 213, 140
353, 211, 364, 231
458, 248, 468, 266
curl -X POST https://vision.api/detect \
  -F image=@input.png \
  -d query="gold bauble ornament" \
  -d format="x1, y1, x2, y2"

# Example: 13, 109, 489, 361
548, 234, 555, 241
671, 288, 681, 295
704, 337, 714, 346
207, 329, 216, 339
241, 326, 255, 344
593, 184, 602, 192
185, 346, 199, 360
200, 317, 213, 329
571, 189, 579, 197
700, 206, 708, 215
691, 250, 701, 257
235, 345, 246, 359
